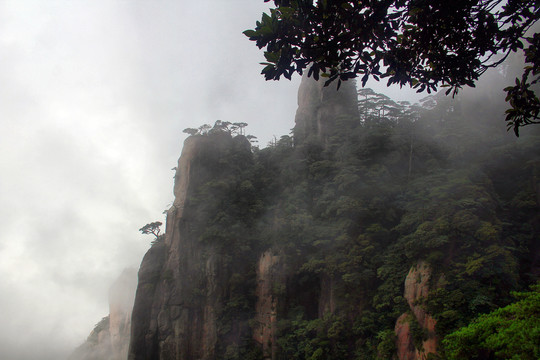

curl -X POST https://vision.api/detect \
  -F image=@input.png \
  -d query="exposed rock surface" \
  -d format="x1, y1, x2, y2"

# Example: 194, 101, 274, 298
395, 261, 438, 360
129, 133, 254, 360
253, 250, 286, 360
76, 74, 537, 360
128, 240, 167, 360
127, 77, 362, 360
395, 313, 416, 360
294, 74, 359, 145
70, 268, 137, 360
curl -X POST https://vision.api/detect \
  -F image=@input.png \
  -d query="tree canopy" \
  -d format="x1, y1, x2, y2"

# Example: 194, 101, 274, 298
442, 283, 540, 360
244, 0, 540, 135
134, 83, 539, 358
183, 120, 254, 138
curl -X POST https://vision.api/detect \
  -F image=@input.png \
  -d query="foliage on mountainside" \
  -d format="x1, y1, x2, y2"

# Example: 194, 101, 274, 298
178, 83, 539, 359
442, 283, 540, 360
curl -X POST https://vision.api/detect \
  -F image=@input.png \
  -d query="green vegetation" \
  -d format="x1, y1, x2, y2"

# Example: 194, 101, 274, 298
442, 283, 540, 360
183, 120, 258, 145
174, 79, 539, 359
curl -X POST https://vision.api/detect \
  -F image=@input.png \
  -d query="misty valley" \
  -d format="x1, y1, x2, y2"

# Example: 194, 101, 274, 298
70, 74, 539, 360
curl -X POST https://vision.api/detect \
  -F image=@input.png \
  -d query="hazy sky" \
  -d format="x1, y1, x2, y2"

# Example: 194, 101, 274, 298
0, 1, 422, 359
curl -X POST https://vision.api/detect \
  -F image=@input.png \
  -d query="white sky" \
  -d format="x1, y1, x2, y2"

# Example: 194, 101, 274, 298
0, 1, 422, 359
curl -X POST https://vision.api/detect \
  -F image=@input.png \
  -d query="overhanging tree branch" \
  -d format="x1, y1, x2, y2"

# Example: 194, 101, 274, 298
245, 0, 540, 135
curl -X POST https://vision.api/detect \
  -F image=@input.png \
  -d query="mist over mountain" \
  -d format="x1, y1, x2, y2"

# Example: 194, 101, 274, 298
0, 2, 300, 359
70, 268, 137, 360
2, 1, 539, 359
93, 69, 537, 359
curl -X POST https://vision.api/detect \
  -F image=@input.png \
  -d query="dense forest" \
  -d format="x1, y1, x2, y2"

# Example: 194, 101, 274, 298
121, 69, 540, 360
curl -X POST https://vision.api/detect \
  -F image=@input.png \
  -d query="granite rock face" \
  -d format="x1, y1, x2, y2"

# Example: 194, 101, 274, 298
294, 74, 359, 146
253, 250, 286, 360
128, 133, 254, 360
127, 77, 363, 360
395, 261, 438, 360
128, 240, 167, 360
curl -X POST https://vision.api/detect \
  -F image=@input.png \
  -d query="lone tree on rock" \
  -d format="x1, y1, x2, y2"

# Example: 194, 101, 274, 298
139, 221, 162, 239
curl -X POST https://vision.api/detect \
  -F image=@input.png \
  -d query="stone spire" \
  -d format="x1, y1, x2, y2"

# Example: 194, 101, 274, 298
293, 74, 359, 145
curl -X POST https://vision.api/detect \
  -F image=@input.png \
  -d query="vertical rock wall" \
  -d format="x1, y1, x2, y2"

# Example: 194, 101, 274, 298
395, 261, 438, 360
253, 250, 287, 360
128, 76, 362, 360
129, 133, 252, 360
294, 75, 358, 321
128, 240, 166, 360
294, 74, 359, 145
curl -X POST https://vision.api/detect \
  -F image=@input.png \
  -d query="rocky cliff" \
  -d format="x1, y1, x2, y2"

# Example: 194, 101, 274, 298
70, 268, 137, 360
126, 74, 539, 360
294, 74, 359, 146
127, 76, 361, 360
252, 250, 286, 360
129, 133, 259, 360
395, 261, 438, 360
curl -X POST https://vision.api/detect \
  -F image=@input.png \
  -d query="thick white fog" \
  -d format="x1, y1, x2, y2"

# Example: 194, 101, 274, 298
0, 1, 422, 359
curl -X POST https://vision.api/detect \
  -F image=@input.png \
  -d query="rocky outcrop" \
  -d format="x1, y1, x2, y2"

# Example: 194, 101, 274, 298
395, 261, 438, 360
128, 240, 167, 360
128, 133, 254, 360
294, 74, 359, 145
71, 268, 137, 360
395, 313, 417, 360
253, 250, 286, 360
74, 64, 538, 360
128, 76, 362, 360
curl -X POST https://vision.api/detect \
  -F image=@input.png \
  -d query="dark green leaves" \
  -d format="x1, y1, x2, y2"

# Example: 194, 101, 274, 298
242, 29, 257, 38
503, 34, 540, 135
245, 0, 540, 134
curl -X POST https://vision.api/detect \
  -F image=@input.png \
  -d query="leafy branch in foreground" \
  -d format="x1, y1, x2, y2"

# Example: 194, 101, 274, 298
245, 0, 540, 135
504, 34, 540, 136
